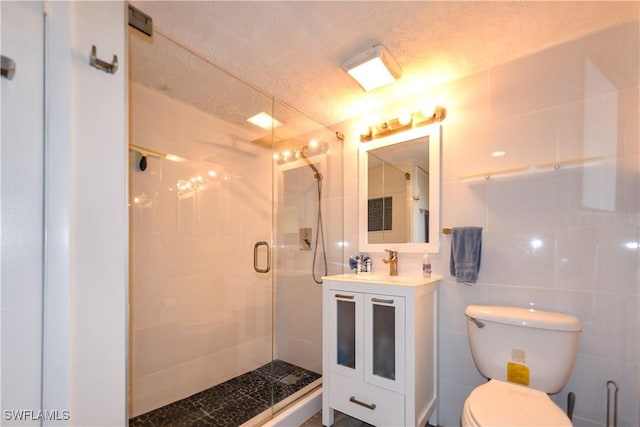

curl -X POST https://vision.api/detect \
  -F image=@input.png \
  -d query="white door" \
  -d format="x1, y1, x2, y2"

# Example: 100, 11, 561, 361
1, 1, 45, 423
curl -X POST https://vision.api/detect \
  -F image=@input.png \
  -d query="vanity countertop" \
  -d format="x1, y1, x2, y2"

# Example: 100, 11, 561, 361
323, 273, 441, 287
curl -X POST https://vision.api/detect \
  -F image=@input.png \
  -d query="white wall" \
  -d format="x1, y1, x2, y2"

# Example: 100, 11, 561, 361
67, 2, 128, 425
336, 19, 639, 427
3, 2, 128, 425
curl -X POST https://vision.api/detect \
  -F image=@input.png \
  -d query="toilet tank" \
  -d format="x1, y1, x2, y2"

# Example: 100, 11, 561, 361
465, 305, 582, 394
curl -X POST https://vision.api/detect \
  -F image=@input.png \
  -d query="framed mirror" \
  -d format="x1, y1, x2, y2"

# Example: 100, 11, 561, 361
358, 124, 441, 253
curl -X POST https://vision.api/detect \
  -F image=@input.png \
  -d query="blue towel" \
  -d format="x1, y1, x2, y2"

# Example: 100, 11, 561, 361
450, 227, 483, 283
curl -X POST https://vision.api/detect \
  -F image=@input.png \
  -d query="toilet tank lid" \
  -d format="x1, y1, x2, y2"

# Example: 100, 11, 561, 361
465, 305, 582, 332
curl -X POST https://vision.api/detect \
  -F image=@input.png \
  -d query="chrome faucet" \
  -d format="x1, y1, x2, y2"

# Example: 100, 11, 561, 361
382, 249, 398, 276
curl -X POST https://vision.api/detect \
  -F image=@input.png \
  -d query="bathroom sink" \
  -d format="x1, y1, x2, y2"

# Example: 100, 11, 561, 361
324, 273, 440, 286
341, 273, 389, 281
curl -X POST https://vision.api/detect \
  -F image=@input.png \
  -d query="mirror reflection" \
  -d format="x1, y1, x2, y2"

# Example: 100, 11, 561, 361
367, 136, 429, 244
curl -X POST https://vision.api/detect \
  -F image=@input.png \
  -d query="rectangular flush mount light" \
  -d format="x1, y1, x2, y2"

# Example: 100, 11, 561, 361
342, 44, 401, 92
247, 112, 283, 130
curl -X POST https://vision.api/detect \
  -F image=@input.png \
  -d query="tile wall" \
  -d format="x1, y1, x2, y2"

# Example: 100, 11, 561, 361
336, 20, 639, 427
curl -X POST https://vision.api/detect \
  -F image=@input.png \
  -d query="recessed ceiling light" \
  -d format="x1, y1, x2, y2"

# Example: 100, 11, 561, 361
247, 112, 283, 130
491, 151, 507, 157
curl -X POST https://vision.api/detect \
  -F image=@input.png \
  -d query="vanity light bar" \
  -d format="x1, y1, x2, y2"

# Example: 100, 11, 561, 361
360, 106, 446, 142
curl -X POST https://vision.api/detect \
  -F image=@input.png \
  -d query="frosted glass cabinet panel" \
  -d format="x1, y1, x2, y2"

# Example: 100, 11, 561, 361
329, 291, 363, 381
365, 296, 405, 394
336, 298, 357, 369
323, 275, 438, 427
368, 297, 406, 383
372, 303, 395, 379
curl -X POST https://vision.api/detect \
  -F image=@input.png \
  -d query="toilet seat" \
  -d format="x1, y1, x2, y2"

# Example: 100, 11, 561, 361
461, 380, 572, 427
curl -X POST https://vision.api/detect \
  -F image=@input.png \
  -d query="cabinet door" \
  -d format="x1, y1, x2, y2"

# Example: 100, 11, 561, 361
364, 294, 405, 394
328, 290, 363, 380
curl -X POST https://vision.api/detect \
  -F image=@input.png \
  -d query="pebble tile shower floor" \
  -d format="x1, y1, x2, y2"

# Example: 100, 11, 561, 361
129, 360, 321, 427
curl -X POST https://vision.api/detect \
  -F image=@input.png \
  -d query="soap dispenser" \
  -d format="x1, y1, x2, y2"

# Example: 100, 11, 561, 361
422, 251, 432, 278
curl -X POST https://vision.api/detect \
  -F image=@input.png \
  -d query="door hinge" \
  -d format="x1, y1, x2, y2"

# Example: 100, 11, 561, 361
128, 4, 152, 37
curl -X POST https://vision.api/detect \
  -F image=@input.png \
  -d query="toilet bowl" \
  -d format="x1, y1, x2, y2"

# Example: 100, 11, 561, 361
461, 380, 571, 427
462, 305, 582, 427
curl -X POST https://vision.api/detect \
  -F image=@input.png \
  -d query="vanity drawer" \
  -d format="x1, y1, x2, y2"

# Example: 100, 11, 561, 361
329, 373, 404, 426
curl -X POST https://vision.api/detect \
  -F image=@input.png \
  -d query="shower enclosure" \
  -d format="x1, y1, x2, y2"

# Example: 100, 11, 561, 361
127, 28, 342, 425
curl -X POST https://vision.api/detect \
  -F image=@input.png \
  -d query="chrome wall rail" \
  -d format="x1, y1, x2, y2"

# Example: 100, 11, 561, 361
606, 380, 619, 427
1, 55, 16, 80
89, 45, 118, 74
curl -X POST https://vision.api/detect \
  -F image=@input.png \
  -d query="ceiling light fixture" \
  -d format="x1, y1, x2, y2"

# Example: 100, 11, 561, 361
272, 140, 329, 166
342, 44, 401, 92
360, 106, 446, 142
247, 112, 283, 130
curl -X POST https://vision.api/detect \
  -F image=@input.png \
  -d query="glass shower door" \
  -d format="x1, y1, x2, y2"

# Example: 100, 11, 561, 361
270, 99, 343, 417
128, 28, 277, 424
128, 23, 342, 426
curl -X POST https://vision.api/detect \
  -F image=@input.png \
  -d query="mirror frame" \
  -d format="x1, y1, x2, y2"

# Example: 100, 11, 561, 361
358, 124, 441, 253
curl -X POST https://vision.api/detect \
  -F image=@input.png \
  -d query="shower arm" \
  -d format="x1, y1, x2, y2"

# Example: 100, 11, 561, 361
299, 150, 321, 178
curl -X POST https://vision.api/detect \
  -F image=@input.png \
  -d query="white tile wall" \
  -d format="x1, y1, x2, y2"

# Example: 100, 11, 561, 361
336, 20, 639, 427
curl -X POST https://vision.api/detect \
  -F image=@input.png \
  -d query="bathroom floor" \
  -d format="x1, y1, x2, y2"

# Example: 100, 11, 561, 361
300, 410, 373, 427
129, 360, 320, 427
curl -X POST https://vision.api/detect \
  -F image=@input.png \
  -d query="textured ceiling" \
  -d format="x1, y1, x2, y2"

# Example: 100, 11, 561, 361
130, 1, 639, 128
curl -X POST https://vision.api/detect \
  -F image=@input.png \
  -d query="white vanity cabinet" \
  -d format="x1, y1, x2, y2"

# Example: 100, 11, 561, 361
322, 274, 439, 427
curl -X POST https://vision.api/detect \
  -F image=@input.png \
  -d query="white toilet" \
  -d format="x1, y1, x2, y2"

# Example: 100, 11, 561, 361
461, 305, 582, 427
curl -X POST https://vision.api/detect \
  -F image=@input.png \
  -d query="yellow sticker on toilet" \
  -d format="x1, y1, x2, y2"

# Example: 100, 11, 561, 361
507, 362, 530, 386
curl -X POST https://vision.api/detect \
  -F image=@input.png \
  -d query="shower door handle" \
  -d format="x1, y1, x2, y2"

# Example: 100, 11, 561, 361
253, 241, 271, 273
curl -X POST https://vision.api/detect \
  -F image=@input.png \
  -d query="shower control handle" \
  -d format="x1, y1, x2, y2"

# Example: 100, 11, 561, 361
253, 241, 271, 273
